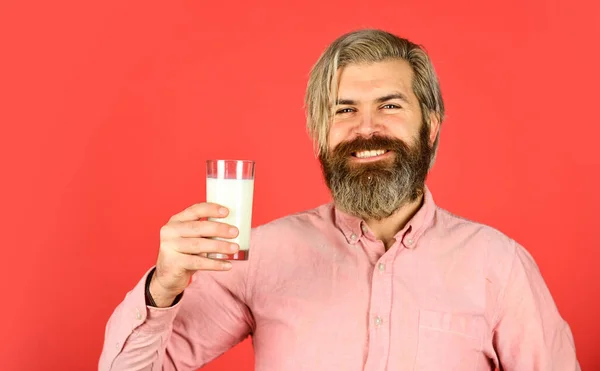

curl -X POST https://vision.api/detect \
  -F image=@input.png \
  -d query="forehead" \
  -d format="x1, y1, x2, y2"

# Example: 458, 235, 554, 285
335, 59, 415, 101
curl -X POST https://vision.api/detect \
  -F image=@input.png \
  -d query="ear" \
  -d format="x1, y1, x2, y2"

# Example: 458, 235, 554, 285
427, 112, 441, 147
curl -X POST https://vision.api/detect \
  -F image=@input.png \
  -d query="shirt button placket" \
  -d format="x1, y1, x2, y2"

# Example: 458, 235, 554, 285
364, 256, 393, 371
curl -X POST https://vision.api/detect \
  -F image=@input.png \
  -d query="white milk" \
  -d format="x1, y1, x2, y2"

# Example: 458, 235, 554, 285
206, 178, 254, 251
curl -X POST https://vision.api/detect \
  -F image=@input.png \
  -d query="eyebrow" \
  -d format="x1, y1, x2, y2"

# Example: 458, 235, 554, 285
335, 93, 410, 106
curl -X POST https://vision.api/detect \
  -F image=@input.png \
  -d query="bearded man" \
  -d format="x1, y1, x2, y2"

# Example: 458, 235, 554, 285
100, 29, 580, 371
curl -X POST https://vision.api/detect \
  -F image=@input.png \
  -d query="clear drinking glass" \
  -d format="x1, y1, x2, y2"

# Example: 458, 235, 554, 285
206, 159, 255, 260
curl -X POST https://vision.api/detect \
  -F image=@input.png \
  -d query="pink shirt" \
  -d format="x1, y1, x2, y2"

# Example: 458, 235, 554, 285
99, 188, 580, 370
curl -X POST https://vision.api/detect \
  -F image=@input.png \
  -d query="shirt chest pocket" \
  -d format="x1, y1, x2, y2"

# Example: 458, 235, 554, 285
414, 310, 488, 371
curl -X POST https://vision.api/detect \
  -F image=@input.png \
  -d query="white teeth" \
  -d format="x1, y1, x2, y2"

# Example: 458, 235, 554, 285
355, 149, 386, 158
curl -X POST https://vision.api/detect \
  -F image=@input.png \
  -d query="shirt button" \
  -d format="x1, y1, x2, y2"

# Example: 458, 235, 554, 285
374, 316, 382, 326
406, 237, 414, 246
378, 263, 385, 272
361, 224, 368, 234
115, 342, 120, 350
350, 233, 357, 242
135, 308, 142, 320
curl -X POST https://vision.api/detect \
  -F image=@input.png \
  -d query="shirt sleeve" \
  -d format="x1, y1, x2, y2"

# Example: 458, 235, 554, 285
98, 259, 254, 371
492, 242, 581, 370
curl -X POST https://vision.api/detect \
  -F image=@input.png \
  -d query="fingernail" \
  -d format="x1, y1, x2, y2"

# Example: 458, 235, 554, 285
230, 243, 239, 252
229, 227, 237, 236
219, 207, 228, 216
222, 262, 232, 269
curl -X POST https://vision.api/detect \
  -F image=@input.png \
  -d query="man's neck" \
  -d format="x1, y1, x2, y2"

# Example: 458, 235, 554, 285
365, 193, 424, 250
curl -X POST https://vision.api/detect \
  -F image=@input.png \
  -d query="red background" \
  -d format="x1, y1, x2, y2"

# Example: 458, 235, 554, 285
1, 0, 598, 370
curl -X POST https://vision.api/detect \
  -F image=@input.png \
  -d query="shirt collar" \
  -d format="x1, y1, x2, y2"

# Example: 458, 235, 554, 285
333, 186, 436, 249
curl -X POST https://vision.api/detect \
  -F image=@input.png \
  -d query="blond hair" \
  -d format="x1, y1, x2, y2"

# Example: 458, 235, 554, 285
305, 29, 445, 167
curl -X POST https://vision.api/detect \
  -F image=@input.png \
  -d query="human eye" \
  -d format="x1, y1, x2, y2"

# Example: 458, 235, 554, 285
335, 107, 355, 115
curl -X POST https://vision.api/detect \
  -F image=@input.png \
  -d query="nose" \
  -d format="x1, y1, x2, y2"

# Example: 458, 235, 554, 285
354, 111, 380, 137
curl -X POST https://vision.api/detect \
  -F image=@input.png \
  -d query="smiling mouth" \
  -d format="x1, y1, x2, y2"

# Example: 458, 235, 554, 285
352, 149, 390, 159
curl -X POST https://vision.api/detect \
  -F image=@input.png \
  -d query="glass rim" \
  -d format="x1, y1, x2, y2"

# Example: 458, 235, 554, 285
206, 159, 255, 164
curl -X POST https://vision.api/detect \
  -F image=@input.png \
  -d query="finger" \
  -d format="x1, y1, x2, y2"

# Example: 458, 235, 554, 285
170, 202, 229, 222
169, 237, 239, 255
161, 220, 239, 239
179, 254, 232, 271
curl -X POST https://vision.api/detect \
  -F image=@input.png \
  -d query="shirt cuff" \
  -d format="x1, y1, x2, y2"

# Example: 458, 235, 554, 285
130, 267, 184, 334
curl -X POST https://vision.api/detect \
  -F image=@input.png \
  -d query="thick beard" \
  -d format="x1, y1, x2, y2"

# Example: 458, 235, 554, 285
319, 124, 432, 221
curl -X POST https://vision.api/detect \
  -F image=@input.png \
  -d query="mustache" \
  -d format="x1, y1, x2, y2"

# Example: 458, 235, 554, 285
330, 135, 410, 157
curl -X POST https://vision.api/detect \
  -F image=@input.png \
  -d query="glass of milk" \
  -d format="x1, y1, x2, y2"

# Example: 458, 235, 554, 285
206, 159, 255, 260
